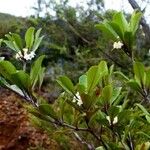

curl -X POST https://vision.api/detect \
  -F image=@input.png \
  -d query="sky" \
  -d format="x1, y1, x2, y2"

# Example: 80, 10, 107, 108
0, 0, 134, 17
0, 0, 150, 20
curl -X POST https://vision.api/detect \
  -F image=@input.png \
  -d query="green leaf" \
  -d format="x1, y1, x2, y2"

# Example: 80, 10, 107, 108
4, 41, 17, 52
123, 31, 134, 51
0, 39, 3, 47
81, 93, 98, 110
136, 132, 150, 140
113, 12, 129, 32
25, 27, 35, 49
98, 60, 108, 75
78, 74, 87, 92
11, 33, 23, 49
127, 80, 141, 91
133, 62, 145, 86
145, 68, 150, 89
0, 61, 16, 81
9, 85, 24, 96
12, 41, 20, 52
32, 36, 44, 52
39, 104, 58, 120
108, 106, 120, 119
96, 146, 105, 150
129, 10, 142, 35
114, 71, 129, 81
95, 21, 118, 41
109, 22, 124, 40
146, 115, 150, 124
11, 70, 31, 91
87, 65, 101, 93
5, 33, 13, 41
110, 87, 122, 104
0, 76, 8, 87
87, 61, 108, 93
57, 76, 75, 95
136, 103, 149, 116
38, 67, 45, 90
35, 28, 42, 40
32, 28, 43, 51
5, 33, 21, 52
101, 84, 113, 104
30, 55, 45, 90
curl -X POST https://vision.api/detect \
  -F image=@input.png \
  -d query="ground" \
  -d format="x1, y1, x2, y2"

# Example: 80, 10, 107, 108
0, 88, 60, 150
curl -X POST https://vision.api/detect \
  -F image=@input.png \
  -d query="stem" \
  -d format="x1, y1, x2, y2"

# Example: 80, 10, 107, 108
88, 129, 108, 149
73, 132, 95, 150
128, 132, 134, 150
23, 61, 26, 71
85, 119, 108, 150
117, 133, 127, 150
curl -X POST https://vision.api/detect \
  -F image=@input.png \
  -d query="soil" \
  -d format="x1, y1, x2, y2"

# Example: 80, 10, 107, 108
0, 88, 60, 150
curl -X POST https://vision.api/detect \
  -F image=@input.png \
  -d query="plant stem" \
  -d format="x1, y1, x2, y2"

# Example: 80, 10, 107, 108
128, 132, 134, 150
23, 61, 26, 71
73, 132, 95, 150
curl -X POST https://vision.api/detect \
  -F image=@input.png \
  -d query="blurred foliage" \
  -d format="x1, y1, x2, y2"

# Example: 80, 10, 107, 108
1, 0, 150, 149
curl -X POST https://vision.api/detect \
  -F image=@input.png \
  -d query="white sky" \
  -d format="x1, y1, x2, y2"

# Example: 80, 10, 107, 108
0, 0, 134, 17
0, 0, 36, 17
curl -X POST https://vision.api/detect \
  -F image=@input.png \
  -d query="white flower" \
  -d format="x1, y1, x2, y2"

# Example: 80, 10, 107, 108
77, 99, 83, 106
113, 116, 118, 124
23, 48, 28, 54
24, 51, 35, 60
15, 48, 36, 61
29, 51, 36, 58
73, 92, 83, 106
113, 41, 123, 49
106, 116, 111, 124
15, 51, 23, 60
106, 116, 118, 125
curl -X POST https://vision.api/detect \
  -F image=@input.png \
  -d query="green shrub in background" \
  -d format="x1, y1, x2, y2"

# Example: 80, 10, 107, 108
0, 11, 150, 150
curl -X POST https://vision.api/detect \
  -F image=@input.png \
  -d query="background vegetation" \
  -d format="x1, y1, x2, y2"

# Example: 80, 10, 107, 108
1, 0, 150, 149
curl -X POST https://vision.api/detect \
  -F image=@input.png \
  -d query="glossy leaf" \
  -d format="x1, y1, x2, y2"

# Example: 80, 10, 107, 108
95, 21, 118, 40
38, 67, 46, 90
127, 80, 141, 91
123, 31, 134, 51
30, 55, 45, 90
109, 22, 124, 40
110, 87, 122, 104
101, 84, 113, 104
108, 106, 120, 119
4, 41, 17, 52
11, 33, 23, 49
0, 61, 16, 81
57, 76, 75, 94
133, 62, 145, 86
136, 103, 149, 116
87, 61, 108, 93
113, 12, 129, 32
32, 28, 43, 51
129, 11, 142, 35
11, 70, 31, 90
145, 69, 150, 89
114, 71, 129, 81
87, 65, 101, 93
25, 27, 35, 49
146, 115, 150, 124
78, 74, 87, 93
